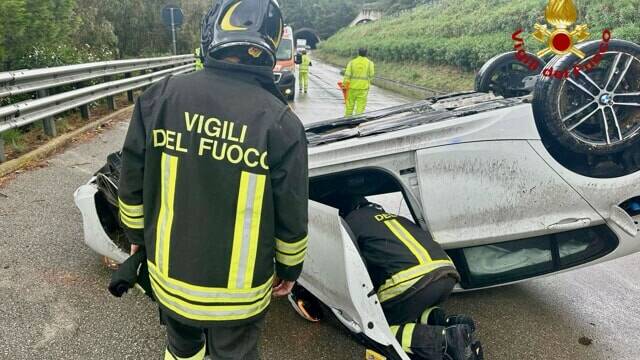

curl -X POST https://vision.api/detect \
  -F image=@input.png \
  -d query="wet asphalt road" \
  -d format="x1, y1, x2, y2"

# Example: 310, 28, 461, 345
1, 59, 639, 360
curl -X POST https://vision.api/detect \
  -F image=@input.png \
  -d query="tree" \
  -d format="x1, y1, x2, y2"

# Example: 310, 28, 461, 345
74, 0, 118, 54
0, 0, 78, 70
0, 0, 27, 69
279, 0, 361, 39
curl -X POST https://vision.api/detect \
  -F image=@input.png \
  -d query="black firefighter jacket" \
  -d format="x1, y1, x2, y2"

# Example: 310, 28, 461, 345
345, 207, 459, 305
118, 59, 309, 327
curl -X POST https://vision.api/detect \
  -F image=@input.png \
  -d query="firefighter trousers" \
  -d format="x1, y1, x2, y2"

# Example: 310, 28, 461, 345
299, 71, 309, 92
345, 88, 369, 116
384, 277, 457, 359
161, 310, 264, 360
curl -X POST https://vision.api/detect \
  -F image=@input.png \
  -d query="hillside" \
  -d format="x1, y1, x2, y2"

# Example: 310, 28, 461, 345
317, 0, 640, 92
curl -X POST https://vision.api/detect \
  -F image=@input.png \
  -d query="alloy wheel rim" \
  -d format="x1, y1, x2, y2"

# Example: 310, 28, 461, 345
557, 51, 640, 147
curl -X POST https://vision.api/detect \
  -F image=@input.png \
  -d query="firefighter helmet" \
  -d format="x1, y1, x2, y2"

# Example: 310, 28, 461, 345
201, 0, 284, 67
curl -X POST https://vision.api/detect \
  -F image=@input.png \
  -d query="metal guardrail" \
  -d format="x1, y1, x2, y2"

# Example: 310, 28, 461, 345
374, 76, 446, 97
0, 55, 195, 162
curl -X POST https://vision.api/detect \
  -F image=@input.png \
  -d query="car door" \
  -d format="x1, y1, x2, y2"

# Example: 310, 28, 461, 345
415, 140, 605, 249
298, 201, 410, 360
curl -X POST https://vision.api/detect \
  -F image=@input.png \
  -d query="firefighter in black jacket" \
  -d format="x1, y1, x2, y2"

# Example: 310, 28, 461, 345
341, 196, 482, 360
118, 1, 308, 359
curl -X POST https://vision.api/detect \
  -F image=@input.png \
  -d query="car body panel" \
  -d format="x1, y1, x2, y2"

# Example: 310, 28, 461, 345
307, 103, 540, 173
74, 181, 129, 263
298, 201, 409, 359
415, 140, 604, 248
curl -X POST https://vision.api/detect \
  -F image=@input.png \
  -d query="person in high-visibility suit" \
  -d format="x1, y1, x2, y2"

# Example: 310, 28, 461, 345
343, 48, 375, 116
298, 49, 312, 93
118, 1, 308, 359
194, 47, 204, 70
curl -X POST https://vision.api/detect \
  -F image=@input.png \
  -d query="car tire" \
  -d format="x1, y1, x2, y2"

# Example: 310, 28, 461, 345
475, 51, 545, 98
533, 39, 640, 156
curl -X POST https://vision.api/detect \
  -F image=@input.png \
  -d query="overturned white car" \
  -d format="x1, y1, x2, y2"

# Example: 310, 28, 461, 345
75, 40, 640, 359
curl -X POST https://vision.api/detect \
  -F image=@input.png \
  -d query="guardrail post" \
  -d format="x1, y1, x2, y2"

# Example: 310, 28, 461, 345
0, 138, 6, 163
125, 73, 135, 103
104, 76, 117, 111
37, 89, 57, 137
80, 104, 91, 120
76, 81, 91, 120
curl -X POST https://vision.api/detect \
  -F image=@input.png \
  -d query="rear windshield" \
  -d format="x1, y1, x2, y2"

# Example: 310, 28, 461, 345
276, 39, 293, 61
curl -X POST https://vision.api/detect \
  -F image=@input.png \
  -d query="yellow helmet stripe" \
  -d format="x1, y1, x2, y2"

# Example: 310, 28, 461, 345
221, 2, 248, 31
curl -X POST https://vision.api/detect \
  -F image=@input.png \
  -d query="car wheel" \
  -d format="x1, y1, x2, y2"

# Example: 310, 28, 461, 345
533, 39, 640, 156
475, 51, 545, 98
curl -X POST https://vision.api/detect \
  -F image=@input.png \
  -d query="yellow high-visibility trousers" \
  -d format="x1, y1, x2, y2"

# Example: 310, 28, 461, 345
299, 71, 309, 91
345, 88, 369, 116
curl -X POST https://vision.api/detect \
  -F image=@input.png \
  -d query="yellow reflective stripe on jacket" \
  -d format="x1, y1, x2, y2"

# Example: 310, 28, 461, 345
120, 212, 144, 229
275, 235, 308, 266
118, 198, 144, 229
384, 219, 432, 264
165, 345, 205, 360
156, 153, 179, 277
275, 249, 306, 266
228, 172, 266, 289
377, 260, 455, 303
148, 262, 273, 303
118, 198, 143, 217
150, 275, 272, 322
275, 236, 308, 254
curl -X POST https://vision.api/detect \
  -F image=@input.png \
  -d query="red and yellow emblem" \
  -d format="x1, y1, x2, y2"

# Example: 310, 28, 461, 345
532, 0, 590, 58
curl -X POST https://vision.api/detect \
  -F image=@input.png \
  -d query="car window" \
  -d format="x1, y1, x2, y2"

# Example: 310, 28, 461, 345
276, 39, 293, 61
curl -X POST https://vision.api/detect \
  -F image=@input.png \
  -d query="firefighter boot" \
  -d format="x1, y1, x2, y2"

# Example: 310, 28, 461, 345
446, 314, 477, 333
443, 324, 476, 360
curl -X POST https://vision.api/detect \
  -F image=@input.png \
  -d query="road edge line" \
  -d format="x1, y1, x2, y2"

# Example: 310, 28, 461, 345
0, 105, 133, 179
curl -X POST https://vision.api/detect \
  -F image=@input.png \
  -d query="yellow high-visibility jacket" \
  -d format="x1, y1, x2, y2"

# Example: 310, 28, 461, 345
299, 54, 312, 73
194, 48, 204, 70
343, 56, 375, 90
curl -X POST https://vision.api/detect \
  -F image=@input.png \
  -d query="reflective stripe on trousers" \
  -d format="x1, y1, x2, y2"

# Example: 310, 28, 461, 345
390, 324, 415, 354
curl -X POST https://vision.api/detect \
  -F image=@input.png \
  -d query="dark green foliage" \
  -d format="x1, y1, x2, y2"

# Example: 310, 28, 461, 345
279, 0, 361, 39
0, 0, 213, 71
320, 0, 640, 71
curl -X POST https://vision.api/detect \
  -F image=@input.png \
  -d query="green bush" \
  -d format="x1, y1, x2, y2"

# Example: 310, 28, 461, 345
14, 44, 115, 70
320, 0, 640, 72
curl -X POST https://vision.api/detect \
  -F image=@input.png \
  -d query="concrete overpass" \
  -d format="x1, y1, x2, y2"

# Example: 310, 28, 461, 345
349, 7, 383, 26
